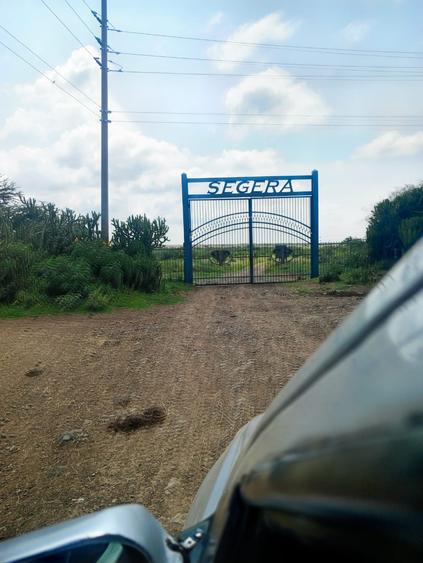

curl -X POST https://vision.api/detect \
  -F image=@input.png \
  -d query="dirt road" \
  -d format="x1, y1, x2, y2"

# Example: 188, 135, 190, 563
0, 284, 363, 539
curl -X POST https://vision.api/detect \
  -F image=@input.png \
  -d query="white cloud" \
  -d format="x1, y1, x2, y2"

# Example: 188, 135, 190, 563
342, 20, 371, 43
225, 68, 330, 130
1, 48, 422, 244
208, 12, 299, 70
353, 131, 423, 159
207, 11, 224, 29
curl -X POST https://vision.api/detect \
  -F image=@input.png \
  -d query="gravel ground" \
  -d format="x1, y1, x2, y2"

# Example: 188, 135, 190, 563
0, 284, 364, 540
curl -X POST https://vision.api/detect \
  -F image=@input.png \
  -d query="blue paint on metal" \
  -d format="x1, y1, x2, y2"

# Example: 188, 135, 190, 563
187, 191, 312, 200
192, 211, 311, 234
310, 170, 319, 278
181, 173, 193, 283
186, 175, 314, 183
248, 198, 254, 284
181, 172, 319, 284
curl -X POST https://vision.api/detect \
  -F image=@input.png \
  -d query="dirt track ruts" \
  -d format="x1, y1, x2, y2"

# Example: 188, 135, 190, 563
0, 284, 363, 539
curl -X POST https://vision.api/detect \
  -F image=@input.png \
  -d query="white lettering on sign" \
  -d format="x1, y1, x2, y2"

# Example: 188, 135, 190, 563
207, 179, 294, 196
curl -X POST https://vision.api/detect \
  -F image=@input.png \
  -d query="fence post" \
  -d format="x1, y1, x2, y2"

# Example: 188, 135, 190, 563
181, 173, 193, 283
310, 169, 319, 278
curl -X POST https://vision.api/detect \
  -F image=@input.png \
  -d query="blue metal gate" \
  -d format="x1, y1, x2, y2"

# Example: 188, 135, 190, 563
182, 172, 319, 284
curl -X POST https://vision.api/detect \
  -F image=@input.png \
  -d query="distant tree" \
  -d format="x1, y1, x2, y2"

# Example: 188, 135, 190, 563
0, 175, 21, 207
366, 183, 423, 262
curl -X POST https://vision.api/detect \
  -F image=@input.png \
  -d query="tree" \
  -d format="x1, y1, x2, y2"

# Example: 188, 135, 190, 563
0, 175, 21, 208
111, 214, 169, 255
366, 183, 423, 262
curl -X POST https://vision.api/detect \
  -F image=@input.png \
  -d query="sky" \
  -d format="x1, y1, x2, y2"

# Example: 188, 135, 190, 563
1, 0, 423, 243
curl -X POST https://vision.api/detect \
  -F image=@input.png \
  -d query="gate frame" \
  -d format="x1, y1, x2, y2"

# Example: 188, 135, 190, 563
181, 171, 319, 284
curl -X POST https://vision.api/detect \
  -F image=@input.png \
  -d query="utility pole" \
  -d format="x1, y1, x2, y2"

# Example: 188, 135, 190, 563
100, 0, 109, 241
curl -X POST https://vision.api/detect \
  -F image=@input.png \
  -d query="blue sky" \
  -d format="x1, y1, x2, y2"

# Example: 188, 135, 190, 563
1, 0, 423, 242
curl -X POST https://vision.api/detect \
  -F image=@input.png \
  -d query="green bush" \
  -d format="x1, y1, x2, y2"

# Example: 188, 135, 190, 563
14, 286, 45, 308
319, 269, 341, 283
111, 214, 169, 256
40, 256, 91, 297
99, 261, 123, 289
340, 266, 381, 285
119, 253, 162, 292
71, 240, 111, 275
0, 242, 34, 303
135, 254, 162, 292
367, 184, 423, 262
54, 292, 84, 311
71, 241, 162, 292
86, 288, 110, 312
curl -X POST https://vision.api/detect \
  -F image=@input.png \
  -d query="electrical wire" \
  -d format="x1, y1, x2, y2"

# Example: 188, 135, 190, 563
110, 119, 423, 127
110, 50, 423, 74
64, 0, 97, 39
0, 38, 98, 117
40, 0, 97, 63
108, 28, 423, 60
109, 110, 423, 118
79, 0, 94, 12
0, 23, 99, 108
109, 69, 423, 81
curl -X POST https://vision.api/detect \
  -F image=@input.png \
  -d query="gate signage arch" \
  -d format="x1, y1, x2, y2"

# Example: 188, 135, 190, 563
181, 171, 319, 284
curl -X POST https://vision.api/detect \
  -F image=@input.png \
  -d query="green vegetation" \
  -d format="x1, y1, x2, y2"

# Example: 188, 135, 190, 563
367, 183, 423, 263
0, 282, 189, 319
318, 238, 382, 285
0, 174, 184, 318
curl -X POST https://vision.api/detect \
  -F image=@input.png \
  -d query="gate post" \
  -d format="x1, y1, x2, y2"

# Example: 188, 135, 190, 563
181, 173, 193, 283
310, 169, 319, 278
248, 198, 254, 283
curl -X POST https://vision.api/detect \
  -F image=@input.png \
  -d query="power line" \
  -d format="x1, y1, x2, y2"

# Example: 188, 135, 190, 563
0, 23, 99, 108
0, 38, 98, 117
111, 50, 423, 73
108, 28, 423, 60
63, 0, 97, 39
111, 119, 423, 127
109, 69, 423, 81
40, 0, 97, 64
79, 0, 94, 12
110, 110, 423, 118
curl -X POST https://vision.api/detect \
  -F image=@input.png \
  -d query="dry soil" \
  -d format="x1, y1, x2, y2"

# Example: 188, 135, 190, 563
0, 284, 364, 540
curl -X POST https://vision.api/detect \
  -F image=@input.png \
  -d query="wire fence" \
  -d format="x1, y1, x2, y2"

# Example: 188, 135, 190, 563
154, 239, 371, 283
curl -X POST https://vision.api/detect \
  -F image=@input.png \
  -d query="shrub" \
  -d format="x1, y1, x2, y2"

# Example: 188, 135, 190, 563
120, 253, 162, 292
40, 256, 90, 297
71, 240, 111, 275
367, 184, 423, 262
0, 242, 34, 303
319, 270, 341, 283
135, 254, 162, 292
99, 261, 123, 289
340, 266, 381, 285
54, 292, 84, 311
85, 288, 110, 312
111, 214, 169, 255
14, 287, 45, 309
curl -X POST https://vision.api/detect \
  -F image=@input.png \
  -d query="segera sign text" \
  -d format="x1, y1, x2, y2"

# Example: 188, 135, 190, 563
207, 179, 296, 196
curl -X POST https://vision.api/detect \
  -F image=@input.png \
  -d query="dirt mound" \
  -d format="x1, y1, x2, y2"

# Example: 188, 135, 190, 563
108, 407, 166, 432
